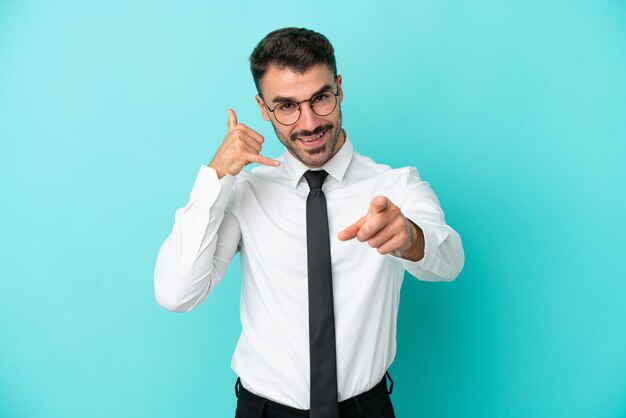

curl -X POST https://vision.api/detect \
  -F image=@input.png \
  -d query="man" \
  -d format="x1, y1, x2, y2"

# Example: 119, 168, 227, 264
154, 27, 464, 418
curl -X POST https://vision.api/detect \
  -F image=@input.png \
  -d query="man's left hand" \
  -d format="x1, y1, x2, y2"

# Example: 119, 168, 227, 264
338, 196, 425, 262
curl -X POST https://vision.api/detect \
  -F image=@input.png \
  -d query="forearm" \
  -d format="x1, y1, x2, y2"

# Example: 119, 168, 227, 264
154, 165, 240, 312
396, 167, 464, 281
399, 219, 464, 282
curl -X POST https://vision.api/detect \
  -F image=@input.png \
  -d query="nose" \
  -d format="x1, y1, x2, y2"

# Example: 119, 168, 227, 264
297, 102, 321, 132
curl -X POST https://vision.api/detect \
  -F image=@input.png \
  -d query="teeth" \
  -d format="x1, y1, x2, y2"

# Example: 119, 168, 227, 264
301, 131, 324, 142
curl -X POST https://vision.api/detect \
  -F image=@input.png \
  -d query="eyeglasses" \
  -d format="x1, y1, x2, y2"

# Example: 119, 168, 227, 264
261, 89, 339, 126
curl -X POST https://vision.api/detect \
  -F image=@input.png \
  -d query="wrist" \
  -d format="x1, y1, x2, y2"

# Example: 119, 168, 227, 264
399, 220, 425, 262
208, 161, 226, 179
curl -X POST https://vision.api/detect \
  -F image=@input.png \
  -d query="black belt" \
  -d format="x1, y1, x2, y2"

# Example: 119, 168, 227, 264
235, 372, 394, 417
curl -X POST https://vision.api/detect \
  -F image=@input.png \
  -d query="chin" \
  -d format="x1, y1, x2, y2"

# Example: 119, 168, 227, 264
299, 149, 333, 167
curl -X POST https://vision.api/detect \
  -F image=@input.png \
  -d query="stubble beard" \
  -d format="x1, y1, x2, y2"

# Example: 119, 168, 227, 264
271, 110, 343, 168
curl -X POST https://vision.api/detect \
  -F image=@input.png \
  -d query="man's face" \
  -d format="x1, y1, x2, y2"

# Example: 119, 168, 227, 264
256, 63, 344, 168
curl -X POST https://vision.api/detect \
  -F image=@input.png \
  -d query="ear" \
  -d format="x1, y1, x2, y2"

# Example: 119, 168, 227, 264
336, 75, 344, 104
255, 94, 271, 121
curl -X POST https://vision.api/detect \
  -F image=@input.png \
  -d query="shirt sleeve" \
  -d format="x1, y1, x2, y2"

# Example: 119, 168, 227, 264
390, 167, 465, 282
153, 165, 242, 312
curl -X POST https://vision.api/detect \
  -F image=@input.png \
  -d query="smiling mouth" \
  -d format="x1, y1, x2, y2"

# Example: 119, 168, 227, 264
291, 124, 333, 143
295, 130, 327, 149
298, 130, 325, 142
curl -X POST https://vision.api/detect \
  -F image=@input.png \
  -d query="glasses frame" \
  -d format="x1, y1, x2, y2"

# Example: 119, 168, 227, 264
260, 87, 340, 126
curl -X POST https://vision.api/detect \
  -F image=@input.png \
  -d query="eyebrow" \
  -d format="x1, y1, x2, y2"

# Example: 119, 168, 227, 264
271, 84, 334, 104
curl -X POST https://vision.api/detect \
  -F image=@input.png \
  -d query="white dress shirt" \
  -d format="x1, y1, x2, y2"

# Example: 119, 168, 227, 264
154, 136, 464, 409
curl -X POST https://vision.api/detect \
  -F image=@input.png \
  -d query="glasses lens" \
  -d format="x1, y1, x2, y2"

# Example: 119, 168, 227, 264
311, 92, 337, 117
274, 102, 300, 125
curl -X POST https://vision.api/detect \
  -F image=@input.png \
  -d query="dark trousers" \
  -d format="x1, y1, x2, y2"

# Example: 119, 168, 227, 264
235, 373, 396, 418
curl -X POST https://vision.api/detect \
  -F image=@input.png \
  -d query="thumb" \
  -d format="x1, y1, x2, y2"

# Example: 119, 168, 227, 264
227, 108, 238, 131
370, 196, 390, 214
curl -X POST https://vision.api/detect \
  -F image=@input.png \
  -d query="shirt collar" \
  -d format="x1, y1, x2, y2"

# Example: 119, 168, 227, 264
282, 133, 354, 188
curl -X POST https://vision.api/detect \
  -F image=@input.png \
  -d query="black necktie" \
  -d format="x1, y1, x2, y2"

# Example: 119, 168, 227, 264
303, 170, 339, 418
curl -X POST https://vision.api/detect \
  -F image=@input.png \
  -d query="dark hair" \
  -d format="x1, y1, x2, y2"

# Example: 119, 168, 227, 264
249, 27, 337, 93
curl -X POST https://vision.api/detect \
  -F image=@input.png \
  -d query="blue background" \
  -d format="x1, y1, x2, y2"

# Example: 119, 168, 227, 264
1, 1, 625, 417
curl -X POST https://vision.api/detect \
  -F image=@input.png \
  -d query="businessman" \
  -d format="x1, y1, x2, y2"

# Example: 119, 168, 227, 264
154, 27, 464, 418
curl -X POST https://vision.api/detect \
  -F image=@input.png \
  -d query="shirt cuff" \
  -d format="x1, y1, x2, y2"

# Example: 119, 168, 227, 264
388, 223, 440, 270
189, 165, 236, 209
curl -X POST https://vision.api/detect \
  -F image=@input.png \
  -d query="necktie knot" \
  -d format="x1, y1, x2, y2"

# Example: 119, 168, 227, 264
304, 170, 329, 190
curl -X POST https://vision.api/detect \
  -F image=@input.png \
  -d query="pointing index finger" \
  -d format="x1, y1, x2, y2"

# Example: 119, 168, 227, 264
338, 216, 366, 241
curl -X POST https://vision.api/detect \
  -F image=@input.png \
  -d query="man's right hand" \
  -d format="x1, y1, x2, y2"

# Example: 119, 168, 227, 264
208, 109, 280, 179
